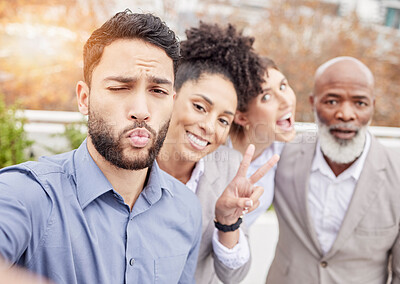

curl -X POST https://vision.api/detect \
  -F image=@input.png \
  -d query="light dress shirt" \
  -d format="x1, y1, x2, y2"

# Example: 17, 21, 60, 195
186, 158, 250, 269
227, 139, 284, 227
308, 133, 371, 255
0, 140, 202, 284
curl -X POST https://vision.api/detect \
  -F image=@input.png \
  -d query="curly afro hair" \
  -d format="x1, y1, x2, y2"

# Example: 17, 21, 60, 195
175, 22, 265, 113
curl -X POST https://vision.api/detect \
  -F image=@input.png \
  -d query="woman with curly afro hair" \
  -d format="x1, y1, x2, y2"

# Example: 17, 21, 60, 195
157, 22, 279, 283
228, 57, 297, 227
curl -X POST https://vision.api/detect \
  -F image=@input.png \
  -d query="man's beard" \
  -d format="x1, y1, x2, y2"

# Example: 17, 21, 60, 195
88, 109, 170, 170
315, 113, 367, 164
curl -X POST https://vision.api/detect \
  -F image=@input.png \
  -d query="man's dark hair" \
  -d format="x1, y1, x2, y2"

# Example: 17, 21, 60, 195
83, 9, 180, 86
175, 22, 264, 111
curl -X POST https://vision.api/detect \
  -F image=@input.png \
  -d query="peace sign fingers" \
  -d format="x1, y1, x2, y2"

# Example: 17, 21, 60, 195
248, 154, 280, 185
235, 144, 255, 178
246, 185, 264, 214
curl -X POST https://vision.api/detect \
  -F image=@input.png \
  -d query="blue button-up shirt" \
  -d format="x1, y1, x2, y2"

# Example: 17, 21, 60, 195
0, 141, 202, 284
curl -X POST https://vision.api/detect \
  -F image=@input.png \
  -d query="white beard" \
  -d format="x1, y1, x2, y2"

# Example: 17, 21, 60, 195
315, 115, 367, 164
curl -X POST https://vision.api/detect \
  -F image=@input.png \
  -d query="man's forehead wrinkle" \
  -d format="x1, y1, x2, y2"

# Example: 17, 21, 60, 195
132, 53, 169, 67
131, 59, 173, 82
135, 59, 159, 67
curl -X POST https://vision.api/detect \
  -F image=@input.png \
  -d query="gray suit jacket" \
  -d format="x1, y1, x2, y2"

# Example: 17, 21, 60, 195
267, 134, 400, 284
195, 145, 251, 284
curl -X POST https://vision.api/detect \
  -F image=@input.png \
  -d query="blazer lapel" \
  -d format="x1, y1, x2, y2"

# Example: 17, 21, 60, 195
294, 141, 324, 256
324, 136, 386, 259
196, 158, 220, 235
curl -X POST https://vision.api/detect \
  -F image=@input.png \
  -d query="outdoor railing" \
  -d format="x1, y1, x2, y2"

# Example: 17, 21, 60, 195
19, 110, 400, 158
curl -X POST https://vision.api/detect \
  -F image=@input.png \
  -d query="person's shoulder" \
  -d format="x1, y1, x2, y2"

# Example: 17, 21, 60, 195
281, 133, 317, 156
371, 136, 400, 170
0, 161, 54, 211
202, 145, 241, 184
0, 159, 62, 183
0, 161, 42, 187
0, 150, 76, 194
203, 145, 242, 166
37, 149, 76, 174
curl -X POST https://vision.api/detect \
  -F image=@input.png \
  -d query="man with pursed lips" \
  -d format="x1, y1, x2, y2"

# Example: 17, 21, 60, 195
0, 10, 202, 284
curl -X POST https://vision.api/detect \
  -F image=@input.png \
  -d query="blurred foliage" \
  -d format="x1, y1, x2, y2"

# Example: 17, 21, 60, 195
63, 120, 87, 150
0, 95, 33, 168
43, 120, 87, 155
0, 0, 114, 111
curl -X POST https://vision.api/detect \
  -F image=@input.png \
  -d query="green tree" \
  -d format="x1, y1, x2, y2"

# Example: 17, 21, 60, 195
0, 96, 32, 168
63, 121, 87, 150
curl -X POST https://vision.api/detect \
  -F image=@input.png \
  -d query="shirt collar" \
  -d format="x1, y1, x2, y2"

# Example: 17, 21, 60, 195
141, 160, 173, 205
226, 136, 233, 148
74, 140, 172, 209
185, 158, 205, 194
74, 140, 113, 209
312, 132, 371, 181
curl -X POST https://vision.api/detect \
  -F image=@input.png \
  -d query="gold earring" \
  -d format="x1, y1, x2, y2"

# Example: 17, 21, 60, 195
245, 124, 250, 131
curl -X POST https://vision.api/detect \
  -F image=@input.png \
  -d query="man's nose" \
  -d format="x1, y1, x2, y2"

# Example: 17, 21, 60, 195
127, 92, 150, 122
336, 102, 356, 121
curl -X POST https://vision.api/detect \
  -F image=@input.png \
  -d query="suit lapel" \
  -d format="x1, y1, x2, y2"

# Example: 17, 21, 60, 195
294, 141, 324, 256
196, 158, 220, 235
325, 136, 386, 259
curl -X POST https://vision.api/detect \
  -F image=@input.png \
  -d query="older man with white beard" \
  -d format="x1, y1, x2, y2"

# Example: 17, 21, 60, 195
266, 56, 400, 284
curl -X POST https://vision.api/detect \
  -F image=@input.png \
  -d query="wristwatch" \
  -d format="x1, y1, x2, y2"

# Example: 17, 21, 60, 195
214, 216, 243, 232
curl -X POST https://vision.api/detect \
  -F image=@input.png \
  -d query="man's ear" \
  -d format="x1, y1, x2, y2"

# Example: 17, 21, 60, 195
309, 93, 315, 107
76, 81, 90, 115
234, 110, 249, 127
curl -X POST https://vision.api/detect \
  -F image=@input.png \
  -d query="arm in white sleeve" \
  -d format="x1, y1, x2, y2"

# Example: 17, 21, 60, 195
212, 228, 250, 269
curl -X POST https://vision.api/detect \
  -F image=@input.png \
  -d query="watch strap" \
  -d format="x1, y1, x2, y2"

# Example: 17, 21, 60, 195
214, 216, 243, 232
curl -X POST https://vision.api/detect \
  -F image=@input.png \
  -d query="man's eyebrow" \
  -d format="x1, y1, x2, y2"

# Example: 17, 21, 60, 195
149, 76, 173, 86
324, 93, 371, 101
325, 93, 341, 98
224, 110, 234, 116
103, 76, 136, 83
352, 95, 371, 100
102, 75, 172, 86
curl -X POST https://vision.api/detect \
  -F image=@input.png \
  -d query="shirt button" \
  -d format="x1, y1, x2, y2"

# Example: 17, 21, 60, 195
320, 261, 328, 268
129, 258, 135, 266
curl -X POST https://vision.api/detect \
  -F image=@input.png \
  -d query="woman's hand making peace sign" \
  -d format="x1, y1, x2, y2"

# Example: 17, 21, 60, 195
214, 144, 279, 248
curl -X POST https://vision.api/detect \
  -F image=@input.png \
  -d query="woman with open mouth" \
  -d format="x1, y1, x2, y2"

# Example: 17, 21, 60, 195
229, 57, 297, 227
157, 23, 278, 284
